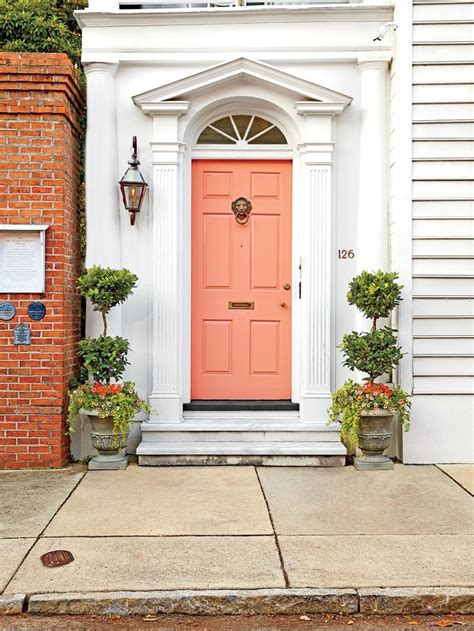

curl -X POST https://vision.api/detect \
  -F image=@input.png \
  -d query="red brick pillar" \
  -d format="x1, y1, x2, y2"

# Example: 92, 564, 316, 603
0, 53, 85, 469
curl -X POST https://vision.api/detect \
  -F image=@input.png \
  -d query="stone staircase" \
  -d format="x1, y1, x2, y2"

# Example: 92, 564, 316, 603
136, 411, 346, 466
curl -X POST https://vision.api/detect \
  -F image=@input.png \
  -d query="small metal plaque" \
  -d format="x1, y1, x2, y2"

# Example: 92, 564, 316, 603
228, 301, 254, 310
28, 301, 46, 321
41, 550, 74, 568
13, 323, 31, 346
0, 301, 16, 321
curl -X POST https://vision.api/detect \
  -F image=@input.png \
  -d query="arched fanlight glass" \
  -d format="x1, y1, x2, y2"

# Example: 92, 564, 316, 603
197, 115, 287, 146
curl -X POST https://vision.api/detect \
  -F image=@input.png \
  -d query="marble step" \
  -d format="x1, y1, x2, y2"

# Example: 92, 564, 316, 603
140, 421, 341, 443
136, 440, 346, 456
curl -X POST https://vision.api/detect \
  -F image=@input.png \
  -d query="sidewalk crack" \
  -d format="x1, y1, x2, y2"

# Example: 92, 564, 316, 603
255, 467, 290, 588
2, 470, 86, 595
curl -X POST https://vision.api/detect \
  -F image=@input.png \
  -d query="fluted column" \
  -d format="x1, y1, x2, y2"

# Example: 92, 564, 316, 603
299, 143, 334, 422
356, 57, 389, 275
148, 141, 185, 422
83, 62, 121, 337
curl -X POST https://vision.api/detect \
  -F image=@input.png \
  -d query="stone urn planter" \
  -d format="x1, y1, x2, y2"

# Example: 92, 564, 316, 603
83, 410, 128, 471
354, 409, 394, 471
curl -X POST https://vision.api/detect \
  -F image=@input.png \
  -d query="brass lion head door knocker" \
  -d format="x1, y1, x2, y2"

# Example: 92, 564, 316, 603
231, 197, 252, 225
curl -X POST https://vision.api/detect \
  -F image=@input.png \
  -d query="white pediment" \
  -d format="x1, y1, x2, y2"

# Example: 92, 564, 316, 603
132, 57, 352, 115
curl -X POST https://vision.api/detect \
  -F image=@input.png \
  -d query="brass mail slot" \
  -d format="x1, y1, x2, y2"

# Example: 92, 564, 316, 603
228, 301, 254, 310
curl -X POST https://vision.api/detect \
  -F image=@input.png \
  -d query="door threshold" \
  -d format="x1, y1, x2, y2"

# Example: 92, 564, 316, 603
183, 400, 299, 412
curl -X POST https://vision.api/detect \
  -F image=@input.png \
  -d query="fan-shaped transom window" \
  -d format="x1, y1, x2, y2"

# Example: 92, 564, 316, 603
197, 115, 287, 146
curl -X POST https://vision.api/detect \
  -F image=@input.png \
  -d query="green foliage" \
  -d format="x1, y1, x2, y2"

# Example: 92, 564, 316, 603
347, 270, 403, 324
328, 380, 410, 448
78, 336, 130, 385
68, 382, 152, 435
341, 327, 404, 383
0, 0, 86, 67
328, 269, 411, 440
77, 266, 138, 335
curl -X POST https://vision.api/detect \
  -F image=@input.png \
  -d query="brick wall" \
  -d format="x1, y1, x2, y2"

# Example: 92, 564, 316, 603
0, 53, 85, 469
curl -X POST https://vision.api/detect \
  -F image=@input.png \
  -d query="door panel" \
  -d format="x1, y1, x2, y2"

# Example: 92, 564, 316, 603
192, 160, 292, 400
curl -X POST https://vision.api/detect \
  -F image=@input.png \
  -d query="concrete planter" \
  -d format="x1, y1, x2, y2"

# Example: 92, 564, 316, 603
82, 410, 128, 471
355, 409, 394, 471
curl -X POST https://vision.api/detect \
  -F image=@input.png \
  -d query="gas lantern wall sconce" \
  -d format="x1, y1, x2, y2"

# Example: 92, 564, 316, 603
119, 136, 148, 225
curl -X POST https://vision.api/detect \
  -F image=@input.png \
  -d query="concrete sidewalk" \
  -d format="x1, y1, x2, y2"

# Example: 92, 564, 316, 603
0, 463, 473, 616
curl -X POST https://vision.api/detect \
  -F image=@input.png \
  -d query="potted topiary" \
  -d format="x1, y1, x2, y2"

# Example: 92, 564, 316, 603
328, 270, 411, 470
68, 266, 151, 470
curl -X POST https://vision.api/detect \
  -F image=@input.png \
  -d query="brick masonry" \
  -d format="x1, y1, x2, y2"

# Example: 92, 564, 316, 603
0, 53, 85, 469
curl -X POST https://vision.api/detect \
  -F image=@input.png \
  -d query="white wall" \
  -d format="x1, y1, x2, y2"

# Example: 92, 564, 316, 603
396, 0, 474, 464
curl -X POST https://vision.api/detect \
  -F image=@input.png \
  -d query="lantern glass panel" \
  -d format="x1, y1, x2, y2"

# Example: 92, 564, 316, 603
119, 165, 147, 211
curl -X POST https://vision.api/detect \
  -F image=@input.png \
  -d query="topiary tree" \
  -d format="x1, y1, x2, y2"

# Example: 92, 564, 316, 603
328, 270, 410, 449
77, 266, 138, 384
347, 270, 403, 329
77, 266, 138, 337
342, 270, 403, 383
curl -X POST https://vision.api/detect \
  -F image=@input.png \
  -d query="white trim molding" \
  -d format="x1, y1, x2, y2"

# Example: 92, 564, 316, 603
131, 58, 351, 430
133, 57, 353, 110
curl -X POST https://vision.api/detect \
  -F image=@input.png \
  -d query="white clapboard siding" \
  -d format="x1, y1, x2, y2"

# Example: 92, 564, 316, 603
414, 356, 474, 375
413, 65, 474, 84
413, 200, 474, 217
413, 257, 474, 275
413, 180, 473, 197
414, 3, 474, 21
413, 317, 474, 336
413, 122, 474, 138
413, 24, 474, 43
414, 83, 474, 102
413, 277, 474, 295
413, 161, 474, 179
413, 297, 474, 316
413, 238, 474, 255
414, 336, 474, 355
413, 44, 474, 63
413, 103, 474, 121
413, 141, 474, 159
413, 218, 474, 237
414, 376, 474, 394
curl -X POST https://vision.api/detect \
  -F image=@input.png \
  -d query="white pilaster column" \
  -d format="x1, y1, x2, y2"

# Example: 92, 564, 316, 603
296, 107, 342, 422
137, 104, 190, 423
356, 57, 390, 275
83, 62, 121, 338
148, 140, 186, 422
299, 144, 333, 421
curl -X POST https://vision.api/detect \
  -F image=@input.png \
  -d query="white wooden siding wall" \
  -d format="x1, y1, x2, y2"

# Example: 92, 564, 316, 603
412, 0, 474, 396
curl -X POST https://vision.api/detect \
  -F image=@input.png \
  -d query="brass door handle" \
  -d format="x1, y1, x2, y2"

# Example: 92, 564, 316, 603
283, 283, 291, 290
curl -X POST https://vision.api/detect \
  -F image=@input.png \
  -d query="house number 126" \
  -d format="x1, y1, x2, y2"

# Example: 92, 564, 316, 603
338, 249, 355, 259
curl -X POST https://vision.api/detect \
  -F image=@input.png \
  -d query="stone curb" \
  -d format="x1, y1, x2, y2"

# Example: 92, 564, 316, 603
27, 589, 358, 615
359, 588, 474, 615
16, 587, 474, 616
0, 594, 25, 615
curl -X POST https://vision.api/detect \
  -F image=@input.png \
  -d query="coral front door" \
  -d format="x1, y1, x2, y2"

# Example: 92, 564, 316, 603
192, 160, 292, 400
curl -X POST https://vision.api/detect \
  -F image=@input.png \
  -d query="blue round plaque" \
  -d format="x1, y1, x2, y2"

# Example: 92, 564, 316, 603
0, 302, 16, 321
28, 301, 46, 321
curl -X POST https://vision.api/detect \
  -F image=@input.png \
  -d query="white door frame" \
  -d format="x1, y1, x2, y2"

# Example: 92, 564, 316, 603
132, 59, 352, 424
189, 149, 298, 406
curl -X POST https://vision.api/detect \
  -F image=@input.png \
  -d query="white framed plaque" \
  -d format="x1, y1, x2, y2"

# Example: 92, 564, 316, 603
0, 225, 48, 293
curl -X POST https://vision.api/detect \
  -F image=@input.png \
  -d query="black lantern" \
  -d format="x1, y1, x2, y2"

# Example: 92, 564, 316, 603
119, 136, 148, 225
